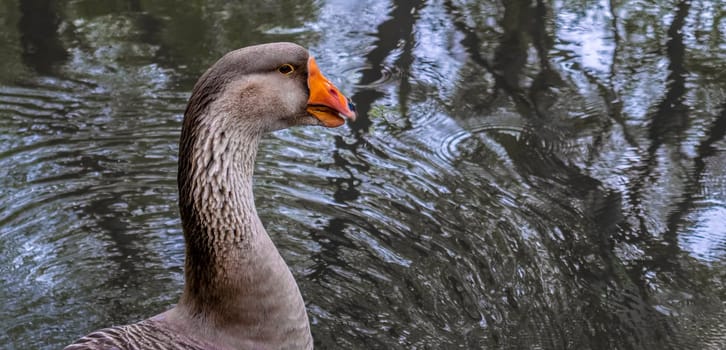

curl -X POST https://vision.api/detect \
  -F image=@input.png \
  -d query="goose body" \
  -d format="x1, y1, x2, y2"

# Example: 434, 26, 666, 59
65, 42, 355, 350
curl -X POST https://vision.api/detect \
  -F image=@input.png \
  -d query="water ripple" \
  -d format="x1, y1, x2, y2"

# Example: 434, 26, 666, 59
343, 64, 401, 89
0, 76, 186, 348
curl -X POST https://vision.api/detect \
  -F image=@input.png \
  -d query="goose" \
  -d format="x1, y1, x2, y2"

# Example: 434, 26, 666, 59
65, 42, 356, 350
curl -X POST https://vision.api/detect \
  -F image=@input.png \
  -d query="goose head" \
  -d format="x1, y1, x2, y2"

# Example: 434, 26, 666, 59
184, 42, 356, 135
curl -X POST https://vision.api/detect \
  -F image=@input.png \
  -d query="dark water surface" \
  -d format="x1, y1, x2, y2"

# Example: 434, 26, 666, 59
1, 0, 725, 349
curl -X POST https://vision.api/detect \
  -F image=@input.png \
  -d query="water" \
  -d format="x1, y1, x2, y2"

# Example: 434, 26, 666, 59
1, 0, 725, 349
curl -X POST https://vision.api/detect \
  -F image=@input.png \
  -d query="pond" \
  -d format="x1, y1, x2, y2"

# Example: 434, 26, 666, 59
1, 0, 725, 349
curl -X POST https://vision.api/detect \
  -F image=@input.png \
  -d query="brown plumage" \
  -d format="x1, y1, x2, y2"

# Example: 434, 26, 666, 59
65, 42, 355, 350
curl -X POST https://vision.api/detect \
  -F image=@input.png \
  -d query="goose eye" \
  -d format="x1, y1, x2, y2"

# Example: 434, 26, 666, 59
278, 64, 295, 75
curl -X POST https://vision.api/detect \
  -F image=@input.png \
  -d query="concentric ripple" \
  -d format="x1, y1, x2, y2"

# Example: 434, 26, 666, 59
0, 77, 188, 348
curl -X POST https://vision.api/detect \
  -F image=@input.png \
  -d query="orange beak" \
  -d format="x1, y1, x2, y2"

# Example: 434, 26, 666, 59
306, 56, 356, 128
